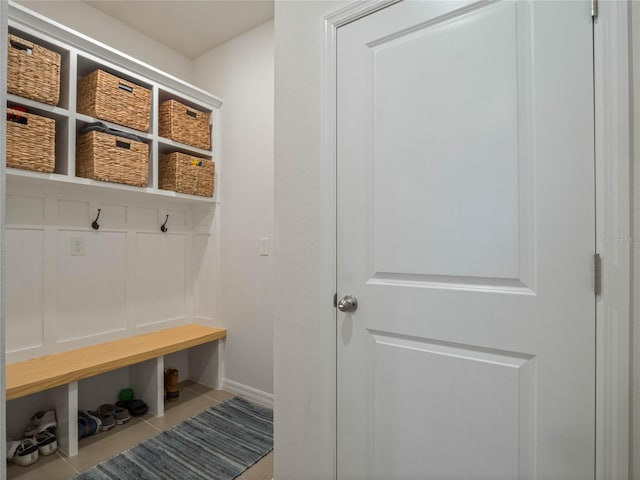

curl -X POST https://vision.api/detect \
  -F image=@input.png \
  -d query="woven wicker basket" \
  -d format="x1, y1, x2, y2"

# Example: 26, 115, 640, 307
77, 69, 151, 132
7, 34, 61, 106
159, 152, 214, 197
76, 131, 148, 187
158, 99, 211, 150
6, 108, 55, 173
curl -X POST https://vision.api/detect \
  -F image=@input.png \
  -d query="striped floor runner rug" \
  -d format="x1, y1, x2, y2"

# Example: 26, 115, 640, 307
75, 396, 273, 480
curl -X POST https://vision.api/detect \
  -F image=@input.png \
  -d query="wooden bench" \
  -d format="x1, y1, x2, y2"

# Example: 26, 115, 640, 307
6, 324, 226, 456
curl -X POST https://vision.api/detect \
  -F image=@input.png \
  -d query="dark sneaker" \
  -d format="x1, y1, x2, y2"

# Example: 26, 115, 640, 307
113, 406, 131, 425
89, 410, 115, 431
116, 399, 148, 417
78, 411, 101, 437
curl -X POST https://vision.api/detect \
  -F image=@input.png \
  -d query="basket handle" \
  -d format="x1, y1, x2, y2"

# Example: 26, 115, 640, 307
118, 83, 134, 93
7, 109, 28, 125
7, 116, 27, 125
10, 39, 33, 54
185, 109, 197, 119
115, 140, 131, 149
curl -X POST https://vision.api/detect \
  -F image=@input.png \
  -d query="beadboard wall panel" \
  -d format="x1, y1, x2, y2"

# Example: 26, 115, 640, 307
195, 233, 213, 321
5, 228, 45, 353
133, 232, 187, 328
57, 230, 127, 342
58, 200, 90, 227
5, 183, 216, 364
97, 204, 128, 228
135, 207, 160, 230
6, 194, 45, 224
166, 209, 187, 229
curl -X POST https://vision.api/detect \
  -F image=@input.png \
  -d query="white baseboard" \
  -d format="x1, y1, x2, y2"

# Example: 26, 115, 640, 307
221, 378, 273, 409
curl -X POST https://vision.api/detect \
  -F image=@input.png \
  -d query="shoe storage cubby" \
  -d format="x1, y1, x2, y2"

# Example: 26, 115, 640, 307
7, 3, 221, 203
6, 342, 222, 457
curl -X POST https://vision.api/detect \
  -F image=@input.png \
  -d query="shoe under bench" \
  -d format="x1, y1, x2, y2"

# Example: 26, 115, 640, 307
5, 323, 227, 456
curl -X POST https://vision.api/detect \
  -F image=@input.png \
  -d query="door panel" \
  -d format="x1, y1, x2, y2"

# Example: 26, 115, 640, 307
372, 1, 527, 282
372, 333, 535, 479
337, 1, 595, 479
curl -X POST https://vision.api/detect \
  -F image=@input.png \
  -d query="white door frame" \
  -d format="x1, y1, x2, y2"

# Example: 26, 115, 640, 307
321, 1, 631, 479
0, 2, 8, 480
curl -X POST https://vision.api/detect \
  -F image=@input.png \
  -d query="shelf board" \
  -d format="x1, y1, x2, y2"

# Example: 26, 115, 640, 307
6, 324, 227, 400
152, 188, 216, 202
7, 168, 216, 204
75, 113, 153, 141
158, 137, 213, 158
6, 168, 70, 182
7, 94, 69, 119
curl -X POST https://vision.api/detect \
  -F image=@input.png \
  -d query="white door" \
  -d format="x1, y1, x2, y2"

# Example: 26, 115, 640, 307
336, 1, 595, 479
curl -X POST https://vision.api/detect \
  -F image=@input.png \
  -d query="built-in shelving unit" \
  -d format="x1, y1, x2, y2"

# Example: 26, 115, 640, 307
4, 0, 226, 462
7, 1, 223, 204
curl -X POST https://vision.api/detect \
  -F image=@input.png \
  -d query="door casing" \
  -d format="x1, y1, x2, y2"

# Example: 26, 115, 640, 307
0, 2, 8, 480
320, 1, 630, 479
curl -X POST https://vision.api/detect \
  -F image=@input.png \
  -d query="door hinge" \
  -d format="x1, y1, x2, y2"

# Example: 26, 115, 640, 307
594, 253, 602, 296
591, 0, 598, 20
334, 293, 338, 308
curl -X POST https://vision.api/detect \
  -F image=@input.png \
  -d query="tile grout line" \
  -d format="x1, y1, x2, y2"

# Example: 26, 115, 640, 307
177, 384, 227, 404
138, 385, 223, 430
139, 416, 163, 432
56, 450, 80, 475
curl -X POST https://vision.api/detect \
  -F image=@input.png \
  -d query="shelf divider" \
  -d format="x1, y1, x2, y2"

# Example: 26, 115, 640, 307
67, 49, 78, 177
151, 84, 159, 189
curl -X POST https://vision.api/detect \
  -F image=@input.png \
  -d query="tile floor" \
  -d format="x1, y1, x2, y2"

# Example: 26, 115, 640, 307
7, 381, 273, 480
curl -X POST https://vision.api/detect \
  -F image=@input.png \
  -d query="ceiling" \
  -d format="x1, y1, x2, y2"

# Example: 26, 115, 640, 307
86, 0, 274, 59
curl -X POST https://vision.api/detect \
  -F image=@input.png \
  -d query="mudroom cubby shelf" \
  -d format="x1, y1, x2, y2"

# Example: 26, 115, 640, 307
7, 1, 222, 204
5, 0, 226, 463
6, 325, 226, 457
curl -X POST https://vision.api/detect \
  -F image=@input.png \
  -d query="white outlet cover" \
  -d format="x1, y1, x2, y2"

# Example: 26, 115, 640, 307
259, 237, 270, 256
71, 237, 85, 256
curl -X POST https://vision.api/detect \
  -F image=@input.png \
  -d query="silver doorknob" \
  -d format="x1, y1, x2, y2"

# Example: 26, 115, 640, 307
338, 294, 358, 313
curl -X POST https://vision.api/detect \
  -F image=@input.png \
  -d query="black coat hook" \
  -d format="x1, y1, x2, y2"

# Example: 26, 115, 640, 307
161, 214, 169, 233
91, 209, 101, 230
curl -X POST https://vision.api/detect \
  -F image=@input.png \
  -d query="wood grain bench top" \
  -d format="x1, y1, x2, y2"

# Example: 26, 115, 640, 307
6, 324, 226, 400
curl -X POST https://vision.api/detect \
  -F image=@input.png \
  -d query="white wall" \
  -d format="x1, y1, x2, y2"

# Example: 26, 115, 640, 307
273, 2, 349, 478
14, 0, 193, 82
193, 21, 274, 396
